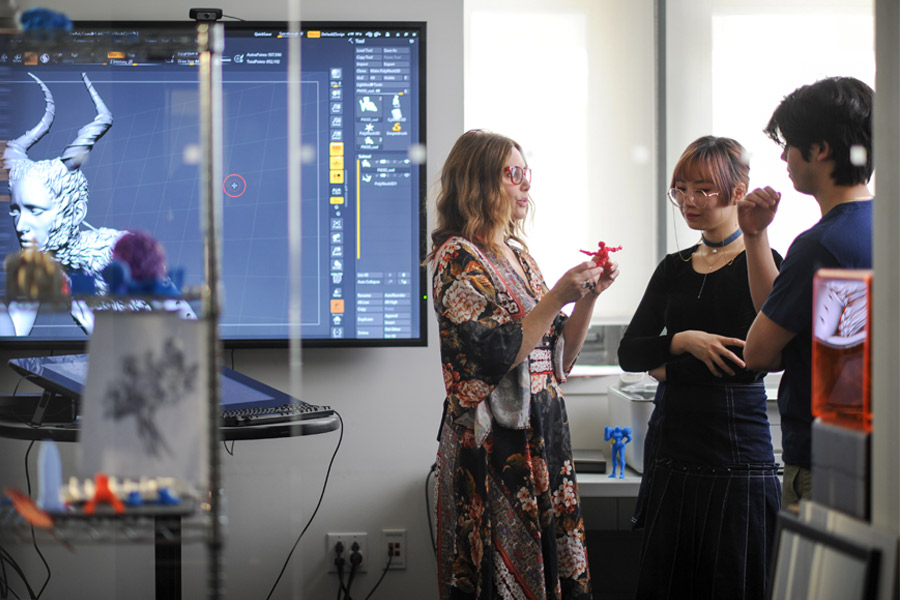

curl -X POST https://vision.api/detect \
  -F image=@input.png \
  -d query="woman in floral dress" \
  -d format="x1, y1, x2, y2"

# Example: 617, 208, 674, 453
428, 130, 618, 600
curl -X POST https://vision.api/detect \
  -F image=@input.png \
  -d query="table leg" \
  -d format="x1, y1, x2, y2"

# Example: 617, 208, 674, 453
155, 516, 182, 600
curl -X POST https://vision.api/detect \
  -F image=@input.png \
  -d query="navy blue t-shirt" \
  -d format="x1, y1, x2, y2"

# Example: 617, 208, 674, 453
762, 200, 873, 468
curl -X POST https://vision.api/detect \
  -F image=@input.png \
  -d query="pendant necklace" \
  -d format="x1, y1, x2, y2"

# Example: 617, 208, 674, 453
696, 261, 715, 299
695, 244, 742, 299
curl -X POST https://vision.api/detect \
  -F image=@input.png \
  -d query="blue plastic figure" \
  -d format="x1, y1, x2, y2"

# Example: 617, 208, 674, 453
157, 487, 181, 506
125, 491, 144, 507
604, 425, 632, 479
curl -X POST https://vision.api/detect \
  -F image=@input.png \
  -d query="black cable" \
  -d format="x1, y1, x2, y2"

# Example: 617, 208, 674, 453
264, 411, 344, 600
334, 543, 349, 600
362, 545, 394, 600
0, 545, 33, 599
334, 555, 342, 600
222, 14, 245, 21
0, 542, 14, 600
24, 442, 34, 496
425, 463, 437, 557
333, 540, 354, 600
26, 531, 48, 600
0, 543, 8, 599
22, 442, 50, 600
335, 562, 345, 600
344, 549, 360, 600
224, 350, 236, 456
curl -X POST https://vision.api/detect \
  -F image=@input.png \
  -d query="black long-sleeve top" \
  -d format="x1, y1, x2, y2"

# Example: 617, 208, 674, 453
618, 245, 783, 384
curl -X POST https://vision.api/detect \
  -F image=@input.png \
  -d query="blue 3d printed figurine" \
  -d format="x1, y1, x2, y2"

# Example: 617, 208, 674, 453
604, 425, 632, 479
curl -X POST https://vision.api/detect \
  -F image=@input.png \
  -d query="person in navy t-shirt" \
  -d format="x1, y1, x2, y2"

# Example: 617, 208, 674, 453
739, 76, 874, 509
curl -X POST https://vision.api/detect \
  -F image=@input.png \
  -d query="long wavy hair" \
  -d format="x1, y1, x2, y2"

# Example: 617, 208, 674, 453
428, 129, 531, 261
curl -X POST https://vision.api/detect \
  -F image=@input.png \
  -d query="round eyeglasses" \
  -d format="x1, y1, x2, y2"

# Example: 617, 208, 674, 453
504, 166, 532, 186
667, 188, 719, 209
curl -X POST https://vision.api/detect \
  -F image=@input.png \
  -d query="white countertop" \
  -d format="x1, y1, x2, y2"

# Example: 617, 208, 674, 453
578, 466, 642, 497
568, 365, 623, 378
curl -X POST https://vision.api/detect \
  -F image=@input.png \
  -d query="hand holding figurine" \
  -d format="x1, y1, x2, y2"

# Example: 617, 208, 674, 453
551, 261, 605, 304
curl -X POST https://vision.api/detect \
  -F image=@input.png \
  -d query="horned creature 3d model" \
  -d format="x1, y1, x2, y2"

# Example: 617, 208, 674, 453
4, 72, 125, 286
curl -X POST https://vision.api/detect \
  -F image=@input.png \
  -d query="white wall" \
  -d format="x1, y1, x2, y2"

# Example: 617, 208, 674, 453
0, 1, 459, 599
666, 0, 875, 258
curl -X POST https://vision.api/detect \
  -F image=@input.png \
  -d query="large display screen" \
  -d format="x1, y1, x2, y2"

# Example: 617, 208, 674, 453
0, 21, 427, 348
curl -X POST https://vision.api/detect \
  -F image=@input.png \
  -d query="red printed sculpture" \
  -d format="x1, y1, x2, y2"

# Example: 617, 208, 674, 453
84, 473, 125, 515
579, 242, 622, 268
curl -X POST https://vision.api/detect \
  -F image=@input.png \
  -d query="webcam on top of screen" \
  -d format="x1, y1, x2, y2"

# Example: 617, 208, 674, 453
189, 8, 223, 22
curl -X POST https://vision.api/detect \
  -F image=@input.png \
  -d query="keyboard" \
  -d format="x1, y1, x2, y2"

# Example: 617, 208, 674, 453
221, 401, 334, 427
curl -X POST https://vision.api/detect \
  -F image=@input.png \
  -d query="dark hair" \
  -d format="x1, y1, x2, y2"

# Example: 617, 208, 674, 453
428, 129, 530, 260
764, 76, 874, 185
670, 136, 750, 205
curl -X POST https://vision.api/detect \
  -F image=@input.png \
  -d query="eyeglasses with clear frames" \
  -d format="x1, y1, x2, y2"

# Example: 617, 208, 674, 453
504, 166, 532, 186
666, 188, 719, 209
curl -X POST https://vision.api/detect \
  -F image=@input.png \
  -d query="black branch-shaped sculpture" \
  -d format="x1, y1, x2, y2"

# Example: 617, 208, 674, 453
101, 338, 199, 457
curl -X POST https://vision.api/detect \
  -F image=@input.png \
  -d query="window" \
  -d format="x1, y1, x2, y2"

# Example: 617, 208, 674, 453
464, 0, 657, 323
464, 0, 874, 361
667, 0, 875, 256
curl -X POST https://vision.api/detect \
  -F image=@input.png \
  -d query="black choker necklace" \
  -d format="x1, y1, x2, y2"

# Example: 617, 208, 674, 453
701, 229, 742, 253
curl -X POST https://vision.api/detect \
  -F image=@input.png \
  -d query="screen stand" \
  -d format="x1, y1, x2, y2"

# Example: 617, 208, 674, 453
30, 391, 76, 426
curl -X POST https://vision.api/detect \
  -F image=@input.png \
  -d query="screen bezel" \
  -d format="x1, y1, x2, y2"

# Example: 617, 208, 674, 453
0, 19, 429, 351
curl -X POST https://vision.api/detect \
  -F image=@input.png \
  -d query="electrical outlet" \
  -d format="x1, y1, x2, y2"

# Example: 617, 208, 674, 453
327, 532, 367, 573
382, 528, 407, 569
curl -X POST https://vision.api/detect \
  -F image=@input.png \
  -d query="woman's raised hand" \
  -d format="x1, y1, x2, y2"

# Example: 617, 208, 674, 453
671, 330, 746, 376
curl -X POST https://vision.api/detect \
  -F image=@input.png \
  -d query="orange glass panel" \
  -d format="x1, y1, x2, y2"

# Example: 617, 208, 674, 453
811, 269, 872, 432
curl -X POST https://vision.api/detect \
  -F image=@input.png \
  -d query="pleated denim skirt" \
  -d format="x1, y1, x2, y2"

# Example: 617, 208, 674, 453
632, 381, 782, 600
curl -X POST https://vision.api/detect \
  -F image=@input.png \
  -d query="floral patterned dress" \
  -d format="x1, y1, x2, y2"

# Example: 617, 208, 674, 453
432, 236, 591, 600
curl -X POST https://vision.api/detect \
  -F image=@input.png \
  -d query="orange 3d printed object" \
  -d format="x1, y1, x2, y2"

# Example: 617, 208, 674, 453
811, 269, 872, 432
